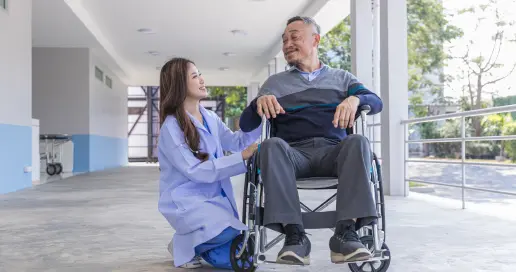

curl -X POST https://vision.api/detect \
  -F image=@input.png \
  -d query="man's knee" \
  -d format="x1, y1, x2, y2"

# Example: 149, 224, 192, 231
345, 134, 369, 145
260, 137, 289, 153
338, 134, 372, 161
259, 137, 291, 173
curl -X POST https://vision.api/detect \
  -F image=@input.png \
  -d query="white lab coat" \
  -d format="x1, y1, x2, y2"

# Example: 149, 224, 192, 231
157, 106, 262, 267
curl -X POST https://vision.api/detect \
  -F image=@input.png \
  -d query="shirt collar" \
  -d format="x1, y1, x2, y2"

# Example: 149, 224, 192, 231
288, 61, 327, 73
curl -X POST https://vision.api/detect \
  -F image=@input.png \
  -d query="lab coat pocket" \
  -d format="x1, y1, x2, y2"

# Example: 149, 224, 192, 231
173, 190, 208, 212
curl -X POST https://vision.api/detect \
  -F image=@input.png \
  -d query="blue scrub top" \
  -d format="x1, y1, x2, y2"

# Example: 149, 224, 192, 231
202, 114, 226, 199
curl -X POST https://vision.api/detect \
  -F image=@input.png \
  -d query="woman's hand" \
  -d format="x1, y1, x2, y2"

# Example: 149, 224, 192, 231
242, 143, 259, 160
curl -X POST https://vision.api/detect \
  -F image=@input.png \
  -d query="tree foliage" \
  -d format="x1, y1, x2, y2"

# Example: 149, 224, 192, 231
448, 0, 516, 136
207, 86, 247, 118
407, 0, 463, 120
319, 17, 352, 72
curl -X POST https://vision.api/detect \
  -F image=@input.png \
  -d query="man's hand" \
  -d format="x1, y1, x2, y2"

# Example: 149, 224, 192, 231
257, 95, 285, 119
333, 96, 360, 129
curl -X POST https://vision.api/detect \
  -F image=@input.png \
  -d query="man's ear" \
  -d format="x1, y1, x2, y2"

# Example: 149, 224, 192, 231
313, 33, 321, 47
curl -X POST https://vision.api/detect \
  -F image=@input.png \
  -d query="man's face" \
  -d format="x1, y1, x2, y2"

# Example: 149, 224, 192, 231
282, 21, 319, 66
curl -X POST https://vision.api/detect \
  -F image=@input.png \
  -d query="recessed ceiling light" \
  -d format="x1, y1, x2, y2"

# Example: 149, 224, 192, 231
230, 29, 247, 36
137, 28, 155, 34
219, 67, 230, 71
223, 52, 236, 57
147, 51, 159, 56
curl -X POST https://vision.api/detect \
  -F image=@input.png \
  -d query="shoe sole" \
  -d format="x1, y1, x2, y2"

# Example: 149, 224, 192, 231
179, 262, 203, 269
330, 248, 372, 263
277, 251, 310, 265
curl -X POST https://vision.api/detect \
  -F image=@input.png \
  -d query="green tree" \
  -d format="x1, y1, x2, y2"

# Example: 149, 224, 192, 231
449, 0, 516, 136
407, 0, 463, 111
319, 17, 352, 71
207, 86, 247, 118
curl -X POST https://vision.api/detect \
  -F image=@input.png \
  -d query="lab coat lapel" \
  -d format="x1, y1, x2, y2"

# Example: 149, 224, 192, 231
186, 107, 219, 158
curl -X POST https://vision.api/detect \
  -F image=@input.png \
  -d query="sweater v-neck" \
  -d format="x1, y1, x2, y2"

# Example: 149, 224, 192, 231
291, 65, 327, 85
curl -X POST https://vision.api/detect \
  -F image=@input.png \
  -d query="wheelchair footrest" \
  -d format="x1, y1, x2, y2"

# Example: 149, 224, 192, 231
334, 255, 390, 265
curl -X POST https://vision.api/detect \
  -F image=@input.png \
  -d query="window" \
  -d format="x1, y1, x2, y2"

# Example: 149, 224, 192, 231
105, 76, 112, 89
95, 66, 103, 82
1, 0, 6, 10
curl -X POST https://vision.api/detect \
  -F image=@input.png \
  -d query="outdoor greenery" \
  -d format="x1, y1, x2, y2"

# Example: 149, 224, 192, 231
207, 86, 247, 118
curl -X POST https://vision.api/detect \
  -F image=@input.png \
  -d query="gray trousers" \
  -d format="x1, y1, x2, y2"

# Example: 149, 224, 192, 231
259, 135, 377, 232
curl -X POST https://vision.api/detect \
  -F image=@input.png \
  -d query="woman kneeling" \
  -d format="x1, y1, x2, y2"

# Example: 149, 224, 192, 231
157, 58, 260, 269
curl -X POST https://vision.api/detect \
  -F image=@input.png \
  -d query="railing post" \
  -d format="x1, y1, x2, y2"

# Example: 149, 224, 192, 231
404, 123, 409, 197
461, 116, 466, 209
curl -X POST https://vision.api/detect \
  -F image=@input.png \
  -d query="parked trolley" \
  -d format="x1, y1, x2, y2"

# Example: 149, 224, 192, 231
40, 134, 71, 176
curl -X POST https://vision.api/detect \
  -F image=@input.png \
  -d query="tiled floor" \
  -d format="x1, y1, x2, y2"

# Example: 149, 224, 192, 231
1, 165, 514, 271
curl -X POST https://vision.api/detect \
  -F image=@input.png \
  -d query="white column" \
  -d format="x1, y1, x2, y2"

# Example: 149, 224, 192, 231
268, 60, 276, 76
380, 0, 408, 196
275, 57, 288, 74
31, 119, 40, 185
351, 0, 373, 136
247, 82, 260, 105
372, 0, 382, 158
351, 0, 373, 87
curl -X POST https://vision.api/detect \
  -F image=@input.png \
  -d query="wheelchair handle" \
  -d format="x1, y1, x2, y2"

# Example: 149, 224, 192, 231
260, 114, 270, 142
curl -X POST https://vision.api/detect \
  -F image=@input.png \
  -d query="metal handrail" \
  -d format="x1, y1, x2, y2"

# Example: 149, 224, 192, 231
402, 105, 516, 209
401, 104, 516, 124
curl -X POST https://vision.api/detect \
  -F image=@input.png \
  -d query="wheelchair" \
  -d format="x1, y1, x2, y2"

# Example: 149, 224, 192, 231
229, 105, 391, 272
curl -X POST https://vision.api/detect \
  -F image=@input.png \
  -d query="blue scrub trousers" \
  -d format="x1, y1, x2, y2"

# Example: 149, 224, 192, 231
195, 227, 239, 269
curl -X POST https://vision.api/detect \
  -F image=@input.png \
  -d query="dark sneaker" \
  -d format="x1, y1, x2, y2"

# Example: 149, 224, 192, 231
329, 222, 372, 263
276, 224, 311, 265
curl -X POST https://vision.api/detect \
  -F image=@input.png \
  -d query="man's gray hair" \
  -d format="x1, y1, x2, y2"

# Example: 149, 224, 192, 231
286, 16, 321, 34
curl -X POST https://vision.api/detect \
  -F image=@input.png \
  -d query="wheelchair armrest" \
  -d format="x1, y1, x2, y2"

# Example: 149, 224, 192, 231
354, 105, 371, 120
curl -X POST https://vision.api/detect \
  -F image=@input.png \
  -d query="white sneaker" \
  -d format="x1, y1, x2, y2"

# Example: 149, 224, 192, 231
168, 239, 203, 269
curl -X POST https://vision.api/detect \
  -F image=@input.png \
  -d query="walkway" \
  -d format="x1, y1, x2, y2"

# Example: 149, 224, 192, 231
1, 165, 515, 271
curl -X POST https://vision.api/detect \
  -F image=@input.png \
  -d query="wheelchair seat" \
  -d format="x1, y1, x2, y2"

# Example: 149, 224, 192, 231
296, 177, 338, 190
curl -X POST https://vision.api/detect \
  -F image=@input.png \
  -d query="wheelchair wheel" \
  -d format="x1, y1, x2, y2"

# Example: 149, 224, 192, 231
230, 233, 257, 272
348, 236, 391, 272
46, 164, 56, 176
55, 163, 63, 175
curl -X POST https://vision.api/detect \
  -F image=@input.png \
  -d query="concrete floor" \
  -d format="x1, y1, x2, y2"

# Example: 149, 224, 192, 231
1, 165, 515, 272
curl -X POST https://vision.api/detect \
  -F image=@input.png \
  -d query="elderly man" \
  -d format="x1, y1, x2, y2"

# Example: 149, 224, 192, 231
239, 16, 383, 265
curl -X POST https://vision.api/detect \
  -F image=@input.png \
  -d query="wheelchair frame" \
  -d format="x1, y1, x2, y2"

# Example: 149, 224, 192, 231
231, 105, 391, 272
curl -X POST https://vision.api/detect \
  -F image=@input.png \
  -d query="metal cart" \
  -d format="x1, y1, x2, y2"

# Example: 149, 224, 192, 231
40, 134, 72, 176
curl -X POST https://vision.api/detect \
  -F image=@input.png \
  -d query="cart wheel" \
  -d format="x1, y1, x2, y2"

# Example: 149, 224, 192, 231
46, 164, 56, 176
55, 163, 63, 175
348, 236, 391, 272
230, 234, 257, 272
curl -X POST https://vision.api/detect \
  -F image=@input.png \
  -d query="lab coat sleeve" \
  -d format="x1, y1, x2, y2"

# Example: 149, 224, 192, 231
215, 113, 263, 153
161, 123, 247, 183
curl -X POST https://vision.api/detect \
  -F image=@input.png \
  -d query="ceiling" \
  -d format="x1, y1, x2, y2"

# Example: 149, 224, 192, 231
33, 0, 350, 87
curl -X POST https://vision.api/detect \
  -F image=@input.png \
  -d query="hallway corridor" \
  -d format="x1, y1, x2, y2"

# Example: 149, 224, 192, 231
1, 165, 514, 271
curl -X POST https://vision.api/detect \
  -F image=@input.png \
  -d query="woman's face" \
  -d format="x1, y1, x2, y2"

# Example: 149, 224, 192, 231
186, 62, 208, 100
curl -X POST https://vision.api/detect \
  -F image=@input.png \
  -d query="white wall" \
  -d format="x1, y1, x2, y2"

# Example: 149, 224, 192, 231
0, 0, 32, 127
32, 47, 90, 135
89, 52, 128, 139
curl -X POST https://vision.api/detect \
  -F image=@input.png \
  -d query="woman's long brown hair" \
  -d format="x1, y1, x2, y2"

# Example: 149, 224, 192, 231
159, 58, 209, 161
